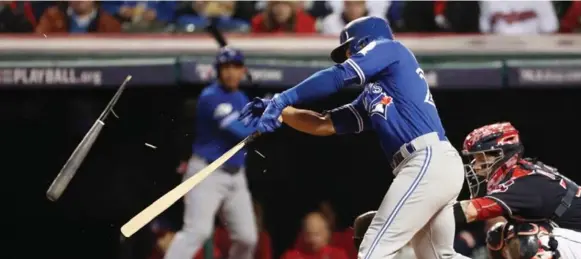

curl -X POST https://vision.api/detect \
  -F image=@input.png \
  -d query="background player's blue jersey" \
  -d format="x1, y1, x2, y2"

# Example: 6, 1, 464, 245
193, 83, 255, 168
329, 39, 446, 158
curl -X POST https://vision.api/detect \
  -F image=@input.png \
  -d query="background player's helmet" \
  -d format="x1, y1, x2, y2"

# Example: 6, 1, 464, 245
486, 222, 559, 259
330, 16, 394, 63
462, 122, 524, 197
214, 46, 245, 73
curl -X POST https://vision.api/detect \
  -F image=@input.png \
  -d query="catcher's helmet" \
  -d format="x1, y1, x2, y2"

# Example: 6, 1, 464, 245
487, 222, 559, 259
214, 47, 245, 71
462, 122, 524, 197
330, 16, 394, 63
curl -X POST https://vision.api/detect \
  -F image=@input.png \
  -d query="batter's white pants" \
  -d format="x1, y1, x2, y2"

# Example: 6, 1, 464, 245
358, 132, 469, 259
553, 228, 581, 259
164, 156, 257, 259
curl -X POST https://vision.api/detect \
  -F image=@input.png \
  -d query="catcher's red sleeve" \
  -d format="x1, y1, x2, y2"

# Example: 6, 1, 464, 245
471, 197, 505, 221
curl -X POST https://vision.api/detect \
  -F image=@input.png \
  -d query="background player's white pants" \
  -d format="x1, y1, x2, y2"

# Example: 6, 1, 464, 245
553, 228, 581, 259
358, 133, 469, 259
164, 156, 257, 259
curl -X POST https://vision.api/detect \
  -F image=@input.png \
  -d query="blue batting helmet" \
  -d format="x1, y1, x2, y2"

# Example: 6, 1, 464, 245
215, 47, 245, 70
330, 16, 394, 63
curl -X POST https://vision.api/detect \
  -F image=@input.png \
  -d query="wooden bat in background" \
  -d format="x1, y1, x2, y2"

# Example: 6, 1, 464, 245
46, 75, 132, 202
205, 19, 255, 85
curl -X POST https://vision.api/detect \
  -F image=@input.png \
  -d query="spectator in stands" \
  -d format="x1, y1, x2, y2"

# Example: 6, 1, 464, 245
255, 1, 331, 20
101, 1, 175, 32
36, 1, 121, 34
479, 0, 558, 34
0, 2, 35, 32
559, 1, 581, 33
293, 201, 356, 259
433, 1, 480, 33
30, 1, 56, 21
283, 212, 349, 259
174, 1, 250, 33
251, 1, 316, 33
325, 0, 388, 20
320, 0, 367, 35
401, 1, 439, 32
301, 1, 333, 20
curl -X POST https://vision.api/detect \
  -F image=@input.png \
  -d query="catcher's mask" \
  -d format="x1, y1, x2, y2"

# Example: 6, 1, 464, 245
462, 122, 524, 198
487, 222, 559, 259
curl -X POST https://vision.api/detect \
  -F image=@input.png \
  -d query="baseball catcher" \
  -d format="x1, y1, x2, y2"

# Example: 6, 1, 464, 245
453, 122, 581, 258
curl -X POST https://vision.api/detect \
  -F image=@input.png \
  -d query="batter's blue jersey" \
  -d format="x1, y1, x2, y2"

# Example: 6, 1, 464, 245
192, 83, 255, 168
329, 39, 446, 158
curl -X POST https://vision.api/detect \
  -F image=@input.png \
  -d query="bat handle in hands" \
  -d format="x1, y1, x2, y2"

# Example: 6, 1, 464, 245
246, 116, 283, 142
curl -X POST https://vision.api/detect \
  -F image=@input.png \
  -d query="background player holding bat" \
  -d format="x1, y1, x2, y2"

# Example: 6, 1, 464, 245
240, 16, 468, 259
452, 122, 581, 258
164, 47, 258, 259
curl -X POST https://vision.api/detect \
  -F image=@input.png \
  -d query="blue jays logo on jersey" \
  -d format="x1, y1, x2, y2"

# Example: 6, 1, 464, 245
362, 82, 394, 119
369, 93, 393, 119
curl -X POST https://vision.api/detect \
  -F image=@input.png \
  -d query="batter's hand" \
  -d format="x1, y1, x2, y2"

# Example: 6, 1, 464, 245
239, 97, 270, 127
256, 95, 286, 133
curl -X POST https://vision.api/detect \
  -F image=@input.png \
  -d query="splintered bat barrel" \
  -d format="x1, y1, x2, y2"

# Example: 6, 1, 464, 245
46, 75, 132, 202
120, 133, 258, 237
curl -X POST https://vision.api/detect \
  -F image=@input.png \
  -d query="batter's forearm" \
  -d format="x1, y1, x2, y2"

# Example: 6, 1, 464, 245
281, 107, 335, 136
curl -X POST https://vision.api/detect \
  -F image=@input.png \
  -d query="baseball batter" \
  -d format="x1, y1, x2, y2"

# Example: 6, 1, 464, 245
240, 16, 468, 259
165, 47, 257, 259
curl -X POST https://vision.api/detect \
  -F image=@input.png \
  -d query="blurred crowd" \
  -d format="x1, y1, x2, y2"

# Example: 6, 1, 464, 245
1, 1, 581, 35
145, 200, 488, 259
148, 200, 354, 259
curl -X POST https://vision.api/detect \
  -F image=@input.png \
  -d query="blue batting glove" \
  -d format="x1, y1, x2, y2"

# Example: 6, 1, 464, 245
256, 95, 286, 133
239, 97, 270, 127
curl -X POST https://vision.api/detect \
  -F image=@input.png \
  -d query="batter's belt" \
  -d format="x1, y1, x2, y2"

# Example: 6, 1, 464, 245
390, 132, 447, 169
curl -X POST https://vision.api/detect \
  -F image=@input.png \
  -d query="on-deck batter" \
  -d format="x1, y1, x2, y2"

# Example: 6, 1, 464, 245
165, 47, 258, 259
240, 16, 468, 259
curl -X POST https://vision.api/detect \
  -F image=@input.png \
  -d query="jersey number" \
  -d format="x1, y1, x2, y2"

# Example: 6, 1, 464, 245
416, 68, 435, 107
